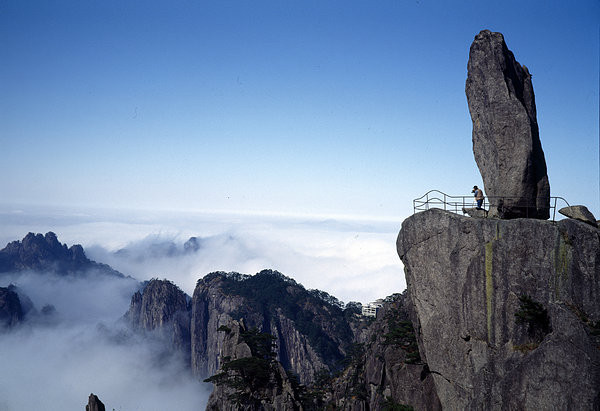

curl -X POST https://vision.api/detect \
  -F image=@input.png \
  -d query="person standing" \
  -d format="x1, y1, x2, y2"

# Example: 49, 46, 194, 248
472, 185, 484, 210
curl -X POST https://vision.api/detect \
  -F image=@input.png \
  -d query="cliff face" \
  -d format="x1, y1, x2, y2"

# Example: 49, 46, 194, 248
325, 293, 441, 411
124, 279, 191, 355
397, 209, 600, 409
205, 320, 303, 411
191, 270, 358, 384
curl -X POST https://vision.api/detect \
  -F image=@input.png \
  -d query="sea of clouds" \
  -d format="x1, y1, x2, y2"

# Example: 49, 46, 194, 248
0, 206, 407, 303
0, 205, 406, 410
0, 270, 210, 410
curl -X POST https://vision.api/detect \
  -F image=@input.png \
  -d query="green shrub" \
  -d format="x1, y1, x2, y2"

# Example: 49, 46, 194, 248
514, 294, 551, 341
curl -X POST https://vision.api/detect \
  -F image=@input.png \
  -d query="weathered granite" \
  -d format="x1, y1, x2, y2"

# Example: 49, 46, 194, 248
124, 279, 190, 356
559, 205, 598, 227
466, 30, 550, 219
325, 293, 441, 411
205, 320, 303, 411
190, 270, 356, 384
397, 209, 600, 409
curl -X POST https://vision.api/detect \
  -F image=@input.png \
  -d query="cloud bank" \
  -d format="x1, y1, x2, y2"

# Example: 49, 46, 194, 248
0, 271, 210, 410
0, 205, 406, 303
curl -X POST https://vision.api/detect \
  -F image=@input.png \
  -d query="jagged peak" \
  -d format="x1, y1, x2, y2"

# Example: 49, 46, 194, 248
0, 232, 125, 278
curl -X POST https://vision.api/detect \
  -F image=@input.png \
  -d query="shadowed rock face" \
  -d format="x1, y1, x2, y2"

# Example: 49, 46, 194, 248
0, 232, 124, 277
85, 393, 105, 411
397, 209, 600, 409
466, 30, 550, 219
205, 320, 304, 411
325, 293, 441, 411
0, 287, 23, 329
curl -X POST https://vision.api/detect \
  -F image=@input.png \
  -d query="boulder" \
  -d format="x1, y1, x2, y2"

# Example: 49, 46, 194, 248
466, 30, 550, 219
559, 205, 598, 227
397, 209, 600, 409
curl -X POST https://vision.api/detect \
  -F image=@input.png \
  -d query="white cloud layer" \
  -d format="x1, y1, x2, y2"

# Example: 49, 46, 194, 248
0, 271, 210, 410
0, 206, 406, 410
1, 206, 407, 303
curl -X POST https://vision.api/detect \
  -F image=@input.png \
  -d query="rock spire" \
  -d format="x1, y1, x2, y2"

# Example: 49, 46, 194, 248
466, 30, 550, 219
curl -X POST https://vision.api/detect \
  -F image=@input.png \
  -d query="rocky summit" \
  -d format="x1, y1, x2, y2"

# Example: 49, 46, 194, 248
466, 30, 550, 219
191, 270, 357, 384
397, 209, 600, 409
0, 232, 125, 277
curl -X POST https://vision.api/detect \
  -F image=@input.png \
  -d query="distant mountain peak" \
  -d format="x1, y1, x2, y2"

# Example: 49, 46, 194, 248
0, 232, 125, 278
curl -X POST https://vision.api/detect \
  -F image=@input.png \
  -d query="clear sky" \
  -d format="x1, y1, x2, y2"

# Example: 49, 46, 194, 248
1, 0, 599, 220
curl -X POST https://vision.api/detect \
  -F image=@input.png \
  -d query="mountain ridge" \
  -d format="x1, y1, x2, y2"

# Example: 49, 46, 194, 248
0, 231, 126, 278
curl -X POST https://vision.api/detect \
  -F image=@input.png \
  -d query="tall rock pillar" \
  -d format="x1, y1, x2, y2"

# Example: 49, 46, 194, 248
466, 30, 550, 219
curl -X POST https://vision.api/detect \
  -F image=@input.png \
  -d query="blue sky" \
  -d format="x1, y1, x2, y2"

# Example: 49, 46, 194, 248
1, 0, 599, 220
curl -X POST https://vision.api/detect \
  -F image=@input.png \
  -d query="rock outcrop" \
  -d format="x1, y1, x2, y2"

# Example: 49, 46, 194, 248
397, 209, 600, 409
0, 286, 23, 328
0, 232, 125, 277
559, 205, 598, 227
466, 30, 550, 219
85, 393, 106, 411
191, 270, 360, 384
324, 292, 441, 410
205, 320, 303, 410
124, 279, 191, 355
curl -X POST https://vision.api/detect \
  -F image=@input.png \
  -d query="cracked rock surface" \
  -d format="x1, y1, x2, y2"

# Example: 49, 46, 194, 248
397, 209, 600, 409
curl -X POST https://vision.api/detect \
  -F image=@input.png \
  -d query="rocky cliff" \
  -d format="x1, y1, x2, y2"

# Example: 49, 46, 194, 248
191, 270, 359, 384
397, 209, 600, 409
205, 320, 303, 410
0, 232, 125, 278
466, 30, 550, 219
124, 278, 191, 356
324, 292, 441, 410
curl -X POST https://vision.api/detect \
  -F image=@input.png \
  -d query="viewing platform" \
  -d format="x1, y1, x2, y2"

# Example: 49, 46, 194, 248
413, 190, 571, 222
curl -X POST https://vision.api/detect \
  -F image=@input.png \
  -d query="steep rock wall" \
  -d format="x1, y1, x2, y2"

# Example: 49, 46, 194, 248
190, 272, 341, 384
124, 279, 191, 355
326, 293, 441, 411
397, 209, 599, 409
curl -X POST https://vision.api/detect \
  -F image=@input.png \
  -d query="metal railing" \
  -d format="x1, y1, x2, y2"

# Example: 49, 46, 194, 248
413, 190, 571, 221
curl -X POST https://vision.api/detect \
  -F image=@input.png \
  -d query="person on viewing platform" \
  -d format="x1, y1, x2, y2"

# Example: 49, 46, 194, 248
472, 185, 484, 210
